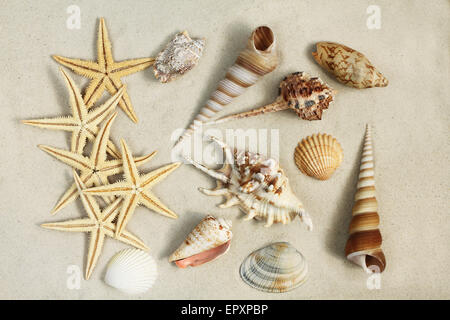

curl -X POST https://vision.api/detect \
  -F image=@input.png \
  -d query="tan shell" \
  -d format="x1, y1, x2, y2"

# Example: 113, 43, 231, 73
294, 133, 343, 180
345, 125, 386, 273
312, 42, 388, 89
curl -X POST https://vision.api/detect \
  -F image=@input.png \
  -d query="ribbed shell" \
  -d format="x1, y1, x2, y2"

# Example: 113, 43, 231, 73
312, 42, 388, 89
294, 133, 343, 180
104, 249, 157, 294
345, 125, 386, 273
240, 242, 308, 293
169, 215, 232, 262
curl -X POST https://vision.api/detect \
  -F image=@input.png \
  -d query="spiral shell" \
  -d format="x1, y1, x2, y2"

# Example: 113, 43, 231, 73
104, 249, 158, 294
345, 125, 386, 273
294, 133, 343, 180
312, 42, 388, 89
240, 242, 308, 293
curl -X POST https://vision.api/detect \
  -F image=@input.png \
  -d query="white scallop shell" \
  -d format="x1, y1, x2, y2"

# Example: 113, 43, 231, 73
240, 242, 308, 293
104, 248, 157, 295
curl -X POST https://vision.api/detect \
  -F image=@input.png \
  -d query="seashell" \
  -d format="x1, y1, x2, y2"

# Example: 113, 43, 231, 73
345, 125, 386, 273
312, 42, 388, 89
240, 242, 308, 293
175, 26, 278, 145
209, 72, 336, 124
153, 31, 205, 83
104, 248, 158, 294
183, 136, 313, 229
169, 215, 232, 268
294, 133, 343, 180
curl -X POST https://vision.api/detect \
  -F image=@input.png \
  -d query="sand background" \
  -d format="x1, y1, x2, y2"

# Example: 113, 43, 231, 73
0, 0, 449, 299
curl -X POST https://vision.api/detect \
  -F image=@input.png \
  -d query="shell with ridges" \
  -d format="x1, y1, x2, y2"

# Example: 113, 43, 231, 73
104, 248, 157, 294
345, 125, 386, 273
294, 133, 343, 180
240, 242, 308, 293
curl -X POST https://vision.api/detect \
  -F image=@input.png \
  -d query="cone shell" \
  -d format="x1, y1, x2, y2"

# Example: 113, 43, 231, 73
240, 242, 308, 293
312, 42, 388, 89
345, 125, 386, 273
294, 133, 343, 180
169, 215, 232, 262
104, 249, 157, 295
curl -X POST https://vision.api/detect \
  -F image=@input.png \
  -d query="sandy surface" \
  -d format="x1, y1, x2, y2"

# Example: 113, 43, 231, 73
0, 0, 449, 299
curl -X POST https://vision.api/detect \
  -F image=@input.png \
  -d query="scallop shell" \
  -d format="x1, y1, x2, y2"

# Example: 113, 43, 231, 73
209, 72, 336, 124
183, 136, 313, 229
294, 133, 343, 180
240, 242, 308, 293
104, 248, 157, 294
312, 42, 388, 89
153, 31, 205, 83
176, 26, 278, 145
345, 125, 386, 273
169, 215, 232, 265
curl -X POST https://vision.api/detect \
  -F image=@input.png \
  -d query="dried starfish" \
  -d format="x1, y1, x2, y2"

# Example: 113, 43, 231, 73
53, 18, 154, 123
84, 139, 181, 236
39, 112, 156, 215
22, 68, 123, 158
42, 171, 149, 280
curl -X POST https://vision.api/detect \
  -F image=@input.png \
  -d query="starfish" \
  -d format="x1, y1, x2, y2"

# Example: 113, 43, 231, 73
41, 170, 149, 280
22, 68, 123, 158
84, 139, 181, 237
53, 18, 154, 123
38, 112, 156, 215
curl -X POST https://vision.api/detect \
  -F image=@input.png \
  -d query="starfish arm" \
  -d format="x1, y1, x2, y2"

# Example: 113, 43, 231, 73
109, 57, 154, 78
86, 86, 124, 127
60, 68, 88, 121
119, 139, 140, 186
98, 18, 114, 69
83, 180, 132, 196
91, 173, 116, 205
85, 228, 105, 280
83, 77, 107, 108
90, 112, 117, 167
38, 144, 91, 171
71, 129, 88, 154
113, 226, 149, 251
140, 162, 181, 189
53, 55, 102, 79
139, 190, 178, 219
100, 197, 123, 223
115, 194, 140, 237
106, 79, 138, 123
73, 171, 103, 221
41, 218, 95, 233
22, 116, 77, 132
99, 150, 157, 176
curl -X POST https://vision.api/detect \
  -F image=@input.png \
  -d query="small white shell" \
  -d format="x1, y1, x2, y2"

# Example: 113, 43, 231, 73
240, 242, 308, 293
104, 248, 157, 295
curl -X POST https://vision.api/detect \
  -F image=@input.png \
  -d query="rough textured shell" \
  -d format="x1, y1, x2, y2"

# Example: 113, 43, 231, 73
153, 31, 205, 83
345, 125, 386, 273
104, 249, 157, 294
294, 133, 343, 180
169, 215, 232, 261
312, 42, 388, 88
240, 242, 308, 293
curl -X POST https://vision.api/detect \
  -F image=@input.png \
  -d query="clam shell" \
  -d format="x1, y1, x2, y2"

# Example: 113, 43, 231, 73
240, 242, 308, 293
104, 248, 157, 294
294, 133, 343, 180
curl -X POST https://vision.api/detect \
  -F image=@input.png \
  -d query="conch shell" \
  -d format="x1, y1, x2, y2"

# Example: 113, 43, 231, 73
345, 125, 386, 273
294, 133, 343, 180
312, 42, 388, 89
153, 31, 205, 83
183, 136, 313, 229
169, 215, 232, 268
176, 26, 278, 145
209, 72, 336, 124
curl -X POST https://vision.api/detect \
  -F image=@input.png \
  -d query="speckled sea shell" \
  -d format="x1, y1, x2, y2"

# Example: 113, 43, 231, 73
294, 133, 343, 180
240, 242, 308, 293
153, 31, 205, 83
312, 42, 388, 89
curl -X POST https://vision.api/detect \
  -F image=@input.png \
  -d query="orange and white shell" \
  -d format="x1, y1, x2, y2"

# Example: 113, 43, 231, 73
294, 133, 343, 180
312, 42, 388, 89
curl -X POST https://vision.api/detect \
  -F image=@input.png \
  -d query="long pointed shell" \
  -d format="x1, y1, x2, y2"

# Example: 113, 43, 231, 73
312, 42, 388, 88
169, 215, 232, 262
345, 125, 386, 273
177, 26, 278, 144
294, 133, 343, 180
104, 249, 158, 294
240, 242, 308, 293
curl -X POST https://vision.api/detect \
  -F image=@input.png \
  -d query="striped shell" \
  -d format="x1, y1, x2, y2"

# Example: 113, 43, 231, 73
345, 125, 386, 273
104, 249, 158, 294
240, 242, 308, 293
294, 133, 343, 180
312, 42, 388, 89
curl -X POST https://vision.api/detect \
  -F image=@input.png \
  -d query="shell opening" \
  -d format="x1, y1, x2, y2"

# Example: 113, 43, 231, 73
253, 26, 274, 52
174, 240, 231, 268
